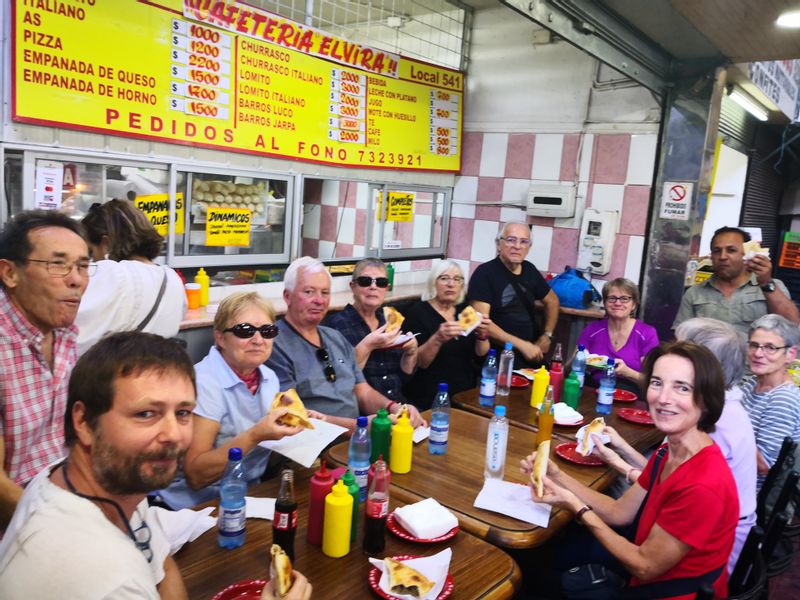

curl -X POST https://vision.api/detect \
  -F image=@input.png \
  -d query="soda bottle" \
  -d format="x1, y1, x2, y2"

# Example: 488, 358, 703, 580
429, 383, 450, 455
478, 349, 498, 407
496, 342, 515, 397
370, 408, 392, 463
306, 460, 334, 545
341, 470, 360, 543
272, 469, 297, 561
530, 366, 550, 409
572, 344, 587, 387
322, 480, 353, 558
348, 416, 371, 502
217, 447, 247, 549
596, 358, 616, 415
536, 386, 555, 445
549, 342, 564, 404
363, 457, 389, 555
484, 405, 509, 479
389, 406, 413, 474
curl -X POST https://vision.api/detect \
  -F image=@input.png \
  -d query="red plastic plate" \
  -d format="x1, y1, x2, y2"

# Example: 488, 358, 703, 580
511, 374, 530, 388
554, 442, 604, 466
368, 555, 454, 599
618, 408, 655, 425
613, 389, 638, 402
386, 512, 458, 543
212, 579, 267, 600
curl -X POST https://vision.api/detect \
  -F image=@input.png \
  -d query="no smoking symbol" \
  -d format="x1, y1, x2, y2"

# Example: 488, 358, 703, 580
669, 185, 687, 202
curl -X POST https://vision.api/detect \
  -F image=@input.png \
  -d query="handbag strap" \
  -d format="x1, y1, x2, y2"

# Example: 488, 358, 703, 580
135, 267, 168, 332
630, 446, 667, 537
507, 275, 540, 333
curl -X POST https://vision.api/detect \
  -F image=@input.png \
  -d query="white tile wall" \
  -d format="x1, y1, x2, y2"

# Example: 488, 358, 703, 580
453, 176, 479, 204
531, 133, 564, 181
591, 184, 625, 212
626, 135, 658, 185
303, 204, 321, 239
479, 133, 509, 177
472, 220, 502, 262
578, 133, 594, 182
501, 178, 532, 205
451, 202, 477, 219
321, 180, 340, 206
554, 181, 588, 229
500, 206, 527, 223
624, 235, 645, 282
337, 207, 356, 244
412, 214, 432, 246
356, 181, 369, 209
318, 240, 335, 256
530, 225, 553, 268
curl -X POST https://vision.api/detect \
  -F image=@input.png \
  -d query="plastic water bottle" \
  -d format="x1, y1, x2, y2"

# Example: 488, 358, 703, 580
217, 447, 247, 549
496, 342, 515, 397
596, 358, 616, 415
348, 416, 371, 502
572, 344, 587, 387
484, 405, 509, 479
429, 383, 450, 455
479, 349, 498, 407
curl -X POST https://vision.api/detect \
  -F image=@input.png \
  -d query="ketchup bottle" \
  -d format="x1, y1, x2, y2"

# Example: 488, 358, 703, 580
363, 457, 389, 555
306, 460, 334, 545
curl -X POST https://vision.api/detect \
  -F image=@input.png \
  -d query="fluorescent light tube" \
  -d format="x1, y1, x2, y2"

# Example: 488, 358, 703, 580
729, 88, 769, 121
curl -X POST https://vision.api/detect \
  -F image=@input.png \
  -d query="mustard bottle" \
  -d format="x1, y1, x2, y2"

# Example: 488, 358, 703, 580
530, 366, 550, 409
389, 406, 413, 474
194, 267, 210, 307
322, 480, 353, 558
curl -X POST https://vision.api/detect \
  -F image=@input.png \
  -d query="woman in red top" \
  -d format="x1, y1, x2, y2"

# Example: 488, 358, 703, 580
522, 341, 739, 599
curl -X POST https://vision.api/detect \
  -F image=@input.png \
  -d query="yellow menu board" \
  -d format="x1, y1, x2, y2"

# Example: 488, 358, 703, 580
13, 0, 463, 172
134, 193, 185, 236
205, 207, 251, 246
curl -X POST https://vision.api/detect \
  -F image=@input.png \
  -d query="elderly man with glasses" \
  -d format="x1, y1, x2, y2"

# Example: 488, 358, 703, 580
0, 210, 92, 528
267, 257, 424, 433
468, 221, 560, 367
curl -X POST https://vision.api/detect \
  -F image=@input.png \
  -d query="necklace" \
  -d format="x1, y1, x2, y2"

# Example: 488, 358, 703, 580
62, 460, 153, 563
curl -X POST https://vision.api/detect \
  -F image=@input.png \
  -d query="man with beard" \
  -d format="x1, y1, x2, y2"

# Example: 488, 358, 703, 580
0, 332, 196, 599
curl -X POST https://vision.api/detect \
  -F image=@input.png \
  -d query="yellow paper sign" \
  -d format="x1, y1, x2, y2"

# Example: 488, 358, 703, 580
12, 0, 463, 171
134, 193, 185, 236
205, 207, 251, 246
376, 191, 415, 222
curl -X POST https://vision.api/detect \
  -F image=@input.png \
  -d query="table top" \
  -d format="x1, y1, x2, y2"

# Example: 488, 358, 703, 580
452, 386, 663, 454
175, 469, 521, 600
326, 409, 615, 549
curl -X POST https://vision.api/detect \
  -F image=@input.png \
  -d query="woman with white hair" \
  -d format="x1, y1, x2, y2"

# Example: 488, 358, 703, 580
741, 313, 800, 486
402, 260, 491, 409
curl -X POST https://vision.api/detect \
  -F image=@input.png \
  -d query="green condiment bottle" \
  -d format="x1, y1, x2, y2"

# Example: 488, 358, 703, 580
563, 372, 581, 410
386, 262, 395, 291
370, 408, 392, 463
341, 470, 360, 543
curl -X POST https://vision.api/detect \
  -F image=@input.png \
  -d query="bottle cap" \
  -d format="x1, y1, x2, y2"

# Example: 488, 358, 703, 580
376, 407, 389, 418
578, 344, 585, 351
494, 405, 506, 417
438, 382, 448, 392
342, 470, 356, 486
315, 459, 331, 479
198, 267, 207, 275
228, 447, 243, 461
357, 416, 368, 427
607, 358, 616, 366
566, 372, 579, 381
332, 479, 348, 495
503, 341, 513, 350
488, 349, 496, 356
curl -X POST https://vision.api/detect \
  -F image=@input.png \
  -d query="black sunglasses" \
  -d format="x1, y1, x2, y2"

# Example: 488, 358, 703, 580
316, 348, 337, 382
354, 276, 390, 288
223, 323, 279, 339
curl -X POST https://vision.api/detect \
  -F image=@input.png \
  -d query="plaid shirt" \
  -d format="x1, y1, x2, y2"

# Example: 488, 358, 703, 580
0, 288, 75, 485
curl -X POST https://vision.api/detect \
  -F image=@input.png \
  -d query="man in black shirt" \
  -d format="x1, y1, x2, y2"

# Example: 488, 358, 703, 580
468, 221, 559, 367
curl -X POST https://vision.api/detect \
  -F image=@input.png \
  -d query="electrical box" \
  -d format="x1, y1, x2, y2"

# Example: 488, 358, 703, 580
577, 208, 619, 275
526, 183, 576, 218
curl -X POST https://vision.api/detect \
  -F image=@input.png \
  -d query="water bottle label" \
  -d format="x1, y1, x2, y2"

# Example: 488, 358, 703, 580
430, 423, 449, 444
366, 499, 389, 518
219, 507, 245, 535
274, 509, 297, 530
488, 431, 503, 469
352, 466, 369, 488
598, 389, 614, 405
577, 373, 585, 386
479, 377, 496, 397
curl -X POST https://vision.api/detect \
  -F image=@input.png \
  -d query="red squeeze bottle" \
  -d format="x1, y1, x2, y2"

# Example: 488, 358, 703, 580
549, 342, 564, 404
306, 460, 334, 545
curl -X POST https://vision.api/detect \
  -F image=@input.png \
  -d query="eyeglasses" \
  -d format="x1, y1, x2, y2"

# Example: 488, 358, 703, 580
747, 342, 789, 356
354, 276, 390, 288
316, 348, 337, 382
499, 236, 532, 247
223, 323, 279, 339
132, 520, 153, 563
26, 258, 96, 277
606, 295, 633, 304
437, 275, 464, 284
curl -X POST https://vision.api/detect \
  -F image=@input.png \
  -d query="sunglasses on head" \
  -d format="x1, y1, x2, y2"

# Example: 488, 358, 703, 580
223, 323, 279, 339
316, 347, 337, 382
353, 276, 390, 288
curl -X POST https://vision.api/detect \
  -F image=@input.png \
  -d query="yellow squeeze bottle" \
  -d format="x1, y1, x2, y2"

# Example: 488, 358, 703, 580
530, 366, 550, 409
322, 479, 353, 558
194, 267, 210, 307
389, 406, 413, 474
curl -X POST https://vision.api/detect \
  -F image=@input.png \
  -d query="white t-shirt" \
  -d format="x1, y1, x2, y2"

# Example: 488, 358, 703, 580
0, 465, 166, 599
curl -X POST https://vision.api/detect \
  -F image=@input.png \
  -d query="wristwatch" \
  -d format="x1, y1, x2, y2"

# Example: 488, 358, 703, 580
761, 280, 776, 293
543, 331, 554, 339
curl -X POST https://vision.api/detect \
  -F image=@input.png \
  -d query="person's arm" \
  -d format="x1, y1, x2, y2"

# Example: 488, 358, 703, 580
537, 289, 560, 354
470, 299, 545, 363
474, 316, 492, 356
399, 337, 418, 375
0, 437, 23, 528
756, 448, 771, 476
613, 357, 645, 384
603, 426, 648, 469
354, 382, 425, 427
157, 555, 189, 600
752, 264, 800, 323
353, 324, 399, 370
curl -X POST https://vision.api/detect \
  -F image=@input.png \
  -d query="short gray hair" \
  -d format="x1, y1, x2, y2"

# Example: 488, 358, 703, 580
675, 318, 745, 388
495, 221, 530, 242
352, 257, 386, 279
422, 259, 466, 303
284, 256, 331, 293
749, 314, 800, 348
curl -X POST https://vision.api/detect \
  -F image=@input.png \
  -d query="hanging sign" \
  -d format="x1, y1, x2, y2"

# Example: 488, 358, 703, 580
34, 161, 64, 210
205, 207, 251, 246
659, 181, 693, 221
779, 231, 800, 270
134, 193, 185, 236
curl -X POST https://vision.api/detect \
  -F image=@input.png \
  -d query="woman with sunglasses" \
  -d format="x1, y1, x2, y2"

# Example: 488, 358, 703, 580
576, 277, 659, 394
402, 260, 491, 409
324, 258, 418, 403
160, 292, 314, 509
741, 314, 800, 488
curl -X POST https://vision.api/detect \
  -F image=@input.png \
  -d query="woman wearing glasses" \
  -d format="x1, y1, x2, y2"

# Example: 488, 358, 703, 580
402, 260, 491, 409
741, 314, 800, 488
160, 292, 312, 509
324, 258, 418, 403
577, 278, 659, 393
76, 200, 186, 355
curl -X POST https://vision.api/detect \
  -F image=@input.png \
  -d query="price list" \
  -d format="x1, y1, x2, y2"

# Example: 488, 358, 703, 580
429, 89, 460, 156
328, 68, 367, 144
169, 19, 232, 120
779, 232, 800, 269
